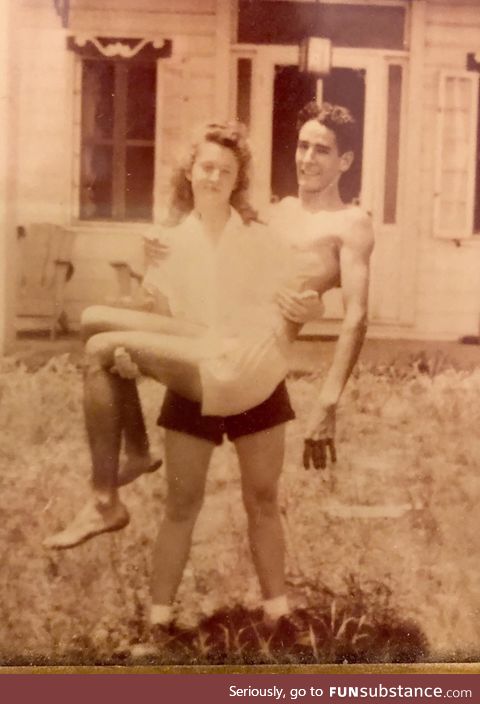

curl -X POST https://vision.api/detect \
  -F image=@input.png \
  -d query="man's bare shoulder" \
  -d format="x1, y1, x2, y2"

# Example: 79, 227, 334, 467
342, 206, 374, 255
246, 219, 286, 254
261, 196, 298, 224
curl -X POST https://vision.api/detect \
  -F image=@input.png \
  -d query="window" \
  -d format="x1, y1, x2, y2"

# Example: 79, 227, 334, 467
475, 83, 480, 232
80, 58, 156, 221
238, 1, 406, 50
383, 64, 403, 225
67, 36, 172, 222
434, 71, 479, 239
236, 58, 252, 128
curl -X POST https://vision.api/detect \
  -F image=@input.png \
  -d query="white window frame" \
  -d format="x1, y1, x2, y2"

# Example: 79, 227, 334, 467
433, 69, 479, 240
70, 51, 164, 229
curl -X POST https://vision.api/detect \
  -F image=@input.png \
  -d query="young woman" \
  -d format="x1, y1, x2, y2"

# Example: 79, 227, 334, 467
43, 121, 327, 637
79, 124, 317, 419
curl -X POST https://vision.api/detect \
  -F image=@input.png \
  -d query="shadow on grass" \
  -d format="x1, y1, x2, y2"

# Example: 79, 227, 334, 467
1, 602, 429, 667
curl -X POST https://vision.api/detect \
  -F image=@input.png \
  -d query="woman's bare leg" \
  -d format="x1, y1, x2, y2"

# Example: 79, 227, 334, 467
235, 424, 287, 604
150, 430, 214, 608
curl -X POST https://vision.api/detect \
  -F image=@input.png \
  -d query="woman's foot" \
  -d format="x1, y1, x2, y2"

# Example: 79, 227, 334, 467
43, 500, 129, 549
128, 624, 172, 660
117, 455, 163, 487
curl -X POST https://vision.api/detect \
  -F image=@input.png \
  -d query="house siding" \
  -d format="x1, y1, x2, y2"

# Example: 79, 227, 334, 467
414, 1, 480, 338
13, 1, 480, 339
16, 1, 219, 326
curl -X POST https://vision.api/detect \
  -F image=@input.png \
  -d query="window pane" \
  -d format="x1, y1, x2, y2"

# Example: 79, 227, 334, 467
125, 146, 154, 220
323, 67, 364, 204
475, 87, 480, 232
80, 145, 113, 219
436, 75, 476, 236
82, 60, 114, 140
126, 64, 157, 140
237, 58, 252, 128
238, 2, 405, 50
271, 65, 316, 199
384, 65, 402, 224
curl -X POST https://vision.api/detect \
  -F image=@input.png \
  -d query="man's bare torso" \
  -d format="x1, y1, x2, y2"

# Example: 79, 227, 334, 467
272, 196, 372, 297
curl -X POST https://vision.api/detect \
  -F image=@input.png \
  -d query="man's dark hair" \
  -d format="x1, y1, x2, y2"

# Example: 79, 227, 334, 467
296, 101, 357, 155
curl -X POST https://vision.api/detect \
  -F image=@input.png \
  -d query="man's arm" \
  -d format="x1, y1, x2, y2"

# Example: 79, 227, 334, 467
304, 212, 374, 469
139, 231, 172, 315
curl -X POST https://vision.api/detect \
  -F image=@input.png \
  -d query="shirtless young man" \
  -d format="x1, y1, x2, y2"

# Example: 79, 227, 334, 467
43, 106, 373, 636
273, 101, 374, 470
139, 102, 374, 470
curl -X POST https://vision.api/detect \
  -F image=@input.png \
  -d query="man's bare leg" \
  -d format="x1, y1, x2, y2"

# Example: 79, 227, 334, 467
115, 375, 162, 487
81, 305, 205, 340
235, 424, 289, 620
43, 360, 130, 549
81, 306, 205, 486
43, 332, 206, 549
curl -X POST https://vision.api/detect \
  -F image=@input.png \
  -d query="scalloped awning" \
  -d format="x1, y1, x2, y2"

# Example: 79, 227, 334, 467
66, 35, 172, 61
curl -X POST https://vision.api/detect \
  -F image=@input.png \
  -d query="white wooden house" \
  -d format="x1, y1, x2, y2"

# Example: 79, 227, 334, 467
1, 0, 480, 350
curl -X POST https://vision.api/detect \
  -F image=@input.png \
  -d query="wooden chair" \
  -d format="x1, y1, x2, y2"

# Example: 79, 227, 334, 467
17, 223, 76, 339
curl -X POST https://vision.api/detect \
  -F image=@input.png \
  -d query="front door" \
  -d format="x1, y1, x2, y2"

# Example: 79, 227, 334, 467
236, 45, 408, 324
271, 65, 365, 207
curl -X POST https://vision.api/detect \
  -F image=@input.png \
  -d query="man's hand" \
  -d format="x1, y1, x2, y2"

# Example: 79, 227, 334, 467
143, 233, 170, 265
275, 288, 324, 324
110, 347, 140, 380
303, 401, 337, 470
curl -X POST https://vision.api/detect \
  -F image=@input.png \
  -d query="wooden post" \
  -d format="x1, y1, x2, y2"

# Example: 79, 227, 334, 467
215, 0, 231, 121
0, 0, 17, 354
398, 0, 426, 325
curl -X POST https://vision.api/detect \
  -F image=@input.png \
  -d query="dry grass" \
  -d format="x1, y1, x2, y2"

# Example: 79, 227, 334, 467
1, 351, 479, 665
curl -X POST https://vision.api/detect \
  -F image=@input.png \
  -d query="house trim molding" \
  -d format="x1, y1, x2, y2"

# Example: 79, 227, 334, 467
66, 35, 172, 61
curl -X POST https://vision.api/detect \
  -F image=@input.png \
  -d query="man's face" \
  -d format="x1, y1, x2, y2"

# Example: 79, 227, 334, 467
295, 119, 353, 194
188, 141, 239, 207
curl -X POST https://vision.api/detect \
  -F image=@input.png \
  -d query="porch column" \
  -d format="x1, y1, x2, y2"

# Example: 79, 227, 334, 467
399, 0, 426, 324
0, 0, 17, 354
215, 0, 231, 120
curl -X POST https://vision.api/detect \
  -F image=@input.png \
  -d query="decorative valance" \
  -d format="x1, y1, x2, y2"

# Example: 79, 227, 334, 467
67, 36, 172, 61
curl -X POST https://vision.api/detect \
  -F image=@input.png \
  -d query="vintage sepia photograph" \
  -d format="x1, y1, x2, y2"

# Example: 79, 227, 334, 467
0, 0, 479, 668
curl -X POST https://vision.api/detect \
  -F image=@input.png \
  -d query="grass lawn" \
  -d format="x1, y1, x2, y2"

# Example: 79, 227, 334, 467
1, 345, 479, 665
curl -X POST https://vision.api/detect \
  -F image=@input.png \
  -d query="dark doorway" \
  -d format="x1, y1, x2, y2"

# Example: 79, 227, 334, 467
271, 67, 316, 200
271, 66, 365, 203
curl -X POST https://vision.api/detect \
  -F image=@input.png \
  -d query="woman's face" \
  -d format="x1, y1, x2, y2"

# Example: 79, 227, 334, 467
188, 140, 239, 208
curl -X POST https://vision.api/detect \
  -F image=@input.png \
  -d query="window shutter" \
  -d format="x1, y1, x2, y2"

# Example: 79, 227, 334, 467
434, 70, 479, 239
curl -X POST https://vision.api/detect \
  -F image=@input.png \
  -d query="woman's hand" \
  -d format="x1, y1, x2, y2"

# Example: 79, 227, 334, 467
143, 233, 170, 265
275, 288, 324, 324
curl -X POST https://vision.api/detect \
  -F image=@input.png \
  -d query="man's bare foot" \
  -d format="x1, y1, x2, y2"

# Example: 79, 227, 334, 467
117, 455, 163, 487
43, 500, 129, 550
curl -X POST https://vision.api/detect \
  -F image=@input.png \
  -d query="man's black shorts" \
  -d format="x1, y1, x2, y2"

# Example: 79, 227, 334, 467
157, 380, 295, 445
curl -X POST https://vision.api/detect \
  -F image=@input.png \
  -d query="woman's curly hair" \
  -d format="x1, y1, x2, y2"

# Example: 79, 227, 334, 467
164, 121, 258, 226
